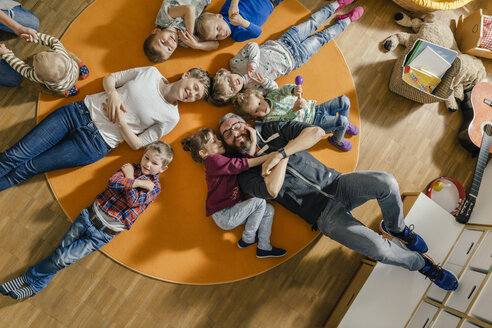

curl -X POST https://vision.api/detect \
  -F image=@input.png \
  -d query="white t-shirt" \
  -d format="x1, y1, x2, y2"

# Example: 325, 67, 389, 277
84, 66, 179, 148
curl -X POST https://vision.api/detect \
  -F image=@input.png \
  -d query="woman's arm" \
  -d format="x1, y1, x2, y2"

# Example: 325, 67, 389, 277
0, 10, 38, 41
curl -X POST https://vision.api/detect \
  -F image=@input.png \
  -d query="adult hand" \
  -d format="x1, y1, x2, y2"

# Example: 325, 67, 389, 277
262, 152, 283, 176
178, 30, 199, 49
245, 125, 257, 144
121, 163, 134, 178
16, 26, 38, 42
104, 91, 126, 123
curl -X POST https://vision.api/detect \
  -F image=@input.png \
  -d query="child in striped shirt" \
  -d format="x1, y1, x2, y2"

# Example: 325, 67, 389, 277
0, 141, 173, 300
0, 32, 89, 96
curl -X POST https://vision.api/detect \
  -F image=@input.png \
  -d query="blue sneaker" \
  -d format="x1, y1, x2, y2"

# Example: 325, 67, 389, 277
256, 246, 286, 258
419, 255, 458, 291
379, 221, 428, 253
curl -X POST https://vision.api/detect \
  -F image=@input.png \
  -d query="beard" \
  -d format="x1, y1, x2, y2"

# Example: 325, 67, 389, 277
226, 133, 251, 155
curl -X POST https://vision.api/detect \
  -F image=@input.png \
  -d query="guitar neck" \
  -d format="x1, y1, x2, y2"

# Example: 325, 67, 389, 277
469, 133, 492, 197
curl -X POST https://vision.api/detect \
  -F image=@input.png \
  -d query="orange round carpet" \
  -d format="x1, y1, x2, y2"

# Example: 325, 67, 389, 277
38, 0, 360, 284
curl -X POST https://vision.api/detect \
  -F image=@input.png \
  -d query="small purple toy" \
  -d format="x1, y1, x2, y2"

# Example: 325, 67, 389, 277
295, 75, 304, 85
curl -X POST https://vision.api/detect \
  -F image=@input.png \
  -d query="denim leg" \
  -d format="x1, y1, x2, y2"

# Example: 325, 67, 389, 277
0, 102, 111, 191
312, 95, 350, 140
0, 6, 40, 33
334, 171, 406, 232
270, 0, 284, 8
0, 59, 23, 87
212, 198, 272, 249
279, 2, 337, 44
25, 209, 114, 293
317, 201, 424, 271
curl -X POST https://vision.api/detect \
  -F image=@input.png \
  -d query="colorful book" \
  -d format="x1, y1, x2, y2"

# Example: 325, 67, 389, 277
405, 40, 423, 66
410, 40, 458, 65
403, 66, 441, 94
409, 46, 451, 78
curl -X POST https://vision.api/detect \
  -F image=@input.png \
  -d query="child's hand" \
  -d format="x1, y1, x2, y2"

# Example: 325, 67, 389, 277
229, 3, 239, 18
294, 85, 303, 99
15, 26, 38, 42
229, 13, 249, 28
135, 179, 155, 192
247, 71, 265, 85
121, 163, 134, 178
178, 30, 199, 49
0, 43, 10, 56
292, 98, 305, 112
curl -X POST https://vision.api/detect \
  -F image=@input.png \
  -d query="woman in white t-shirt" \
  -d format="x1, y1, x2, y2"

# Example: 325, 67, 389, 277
0, 66, 210, 191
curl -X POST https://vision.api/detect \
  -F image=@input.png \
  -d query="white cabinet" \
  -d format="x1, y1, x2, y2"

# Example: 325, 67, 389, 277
468, 231, 492, 273
446, 269, 486, 313
431, 310, 461, 328
407, 302, 438, 328
470, 276, 492, 325
447, 229, 483, 267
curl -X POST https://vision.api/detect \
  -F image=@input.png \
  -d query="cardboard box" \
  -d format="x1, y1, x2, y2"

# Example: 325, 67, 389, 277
456, 9, 492, 59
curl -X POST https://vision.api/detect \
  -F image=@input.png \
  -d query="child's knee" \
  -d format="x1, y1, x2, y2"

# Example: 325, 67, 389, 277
264, 203, 275, 217
338, 115, 349, 128
339, 95, 350, 110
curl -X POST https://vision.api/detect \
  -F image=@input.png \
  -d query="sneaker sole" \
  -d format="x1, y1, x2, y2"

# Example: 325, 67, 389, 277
256, 254, 286, 258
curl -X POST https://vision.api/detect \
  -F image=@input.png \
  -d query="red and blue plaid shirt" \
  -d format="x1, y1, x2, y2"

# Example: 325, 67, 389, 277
94, 164, 161, 229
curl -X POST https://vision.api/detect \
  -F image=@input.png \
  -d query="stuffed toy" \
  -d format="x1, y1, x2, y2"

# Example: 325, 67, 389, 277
382, 12, 486, 111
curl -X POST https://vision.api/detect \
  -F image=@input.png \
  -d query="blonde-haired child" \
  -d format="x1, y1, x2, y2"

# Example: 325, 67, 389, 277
233, 84, 358, 151
0, 33, 89, 97
181, 127, 286, 258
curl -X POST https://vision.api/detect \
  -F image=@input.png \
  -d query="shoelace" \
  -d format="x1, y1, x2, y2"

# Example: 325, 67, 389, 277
421, 261, 444, 282
403, 224, 417, 244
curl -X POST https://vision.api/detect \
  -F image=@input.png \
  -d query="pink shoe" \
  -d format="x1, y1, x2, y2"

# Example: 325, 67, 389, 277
345, 123, 359, 135
335, 0, 355, 13
336, 6, 364, 22
328, 135, 353, 151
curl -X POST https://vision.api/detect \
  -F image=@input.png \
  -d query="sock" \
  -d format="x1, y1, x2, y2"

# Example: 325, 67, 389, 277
9, 286, 35, 300
78, 62, 89, 79
64, 85, 79, 97
0, 275, 27, 295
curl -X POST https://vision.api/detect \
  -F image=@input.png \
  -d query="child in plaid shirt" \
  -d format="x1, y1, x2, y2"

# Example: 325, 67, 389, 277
0, 141, 173, 300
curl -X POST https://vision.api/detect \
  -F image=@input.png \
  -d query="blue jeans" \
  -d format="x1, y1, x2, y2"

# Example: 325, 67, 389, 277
0, 101, 111, 191
212, 198, 274, 250
270, 0, 284, 7
316, 171, 425, 271
0, 6, 40, 87
312, 95, 350, 141
277, 2, 348, 70
25, 207, 115, 293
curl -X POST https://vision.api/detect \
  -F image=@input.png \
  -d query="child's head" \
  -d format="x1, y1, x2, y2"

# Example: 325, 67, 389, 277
209, 68, 244, 106
181, 127, 225, 163
140, 141, 174, 175
143, 27, 179, 62
173, 68, 211, 102
232, 88, 270, 120
33, 51, 76, 85
195, 12, 231, 41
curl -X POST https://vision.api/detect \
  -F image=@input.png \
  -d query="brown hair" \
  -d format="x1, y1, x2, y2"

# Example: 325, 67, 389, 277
146, 141, 174, 166
232, 88, 263, 121
143, 32, 165, 63
181, 128, 214, 163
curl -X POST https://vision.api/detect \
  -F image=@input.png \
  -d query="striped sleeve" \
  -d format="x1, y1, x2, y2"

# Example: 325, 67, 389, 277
34, 33, 69, 57
2, 52, 44, 83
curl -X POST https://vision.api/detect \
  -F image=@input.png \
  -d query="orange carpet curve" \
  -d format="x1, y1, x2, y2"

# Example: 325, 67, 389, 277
38, 0, 360, 284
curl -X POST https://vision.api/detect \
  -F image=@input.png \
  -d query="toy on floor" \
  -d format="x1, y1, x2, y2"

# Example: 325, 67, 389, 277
381, 12, 486, 112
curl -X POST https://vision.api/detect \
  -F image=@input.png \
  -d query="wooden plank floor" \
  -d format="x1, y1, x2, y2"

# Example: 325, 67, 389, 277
0, 0, 491, 327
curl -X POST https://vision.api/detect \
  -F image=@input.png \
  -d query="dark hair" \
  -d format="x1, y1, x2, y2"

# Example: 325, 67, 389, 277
181, 128, 214, 163
143, 32, 165, 63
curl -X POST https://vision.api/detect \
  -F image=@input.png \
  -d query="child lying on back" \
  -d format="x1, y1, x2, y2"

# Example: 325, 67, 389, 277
233, 84, 359, 151
181, 127, 286, 258
0, 33, 89, 97
209, 0, 363, 106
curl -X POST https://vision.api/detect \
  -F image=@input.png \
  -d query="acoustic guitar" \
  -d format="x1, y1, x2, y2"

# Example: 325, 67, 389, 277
455, 82, 492, 224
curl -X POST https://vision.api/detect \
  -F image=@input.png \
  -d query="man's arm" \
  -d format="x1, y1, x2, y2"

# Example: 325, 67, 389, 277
262, 125, 325, 175
264, 157, 288, 197
0, 10, 38, 41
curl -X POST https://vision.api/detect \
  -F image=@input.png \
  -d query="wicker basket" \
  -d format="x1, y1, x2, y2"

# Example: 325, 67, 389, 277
391, 0, 473, 13
389, 39, 461, 103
